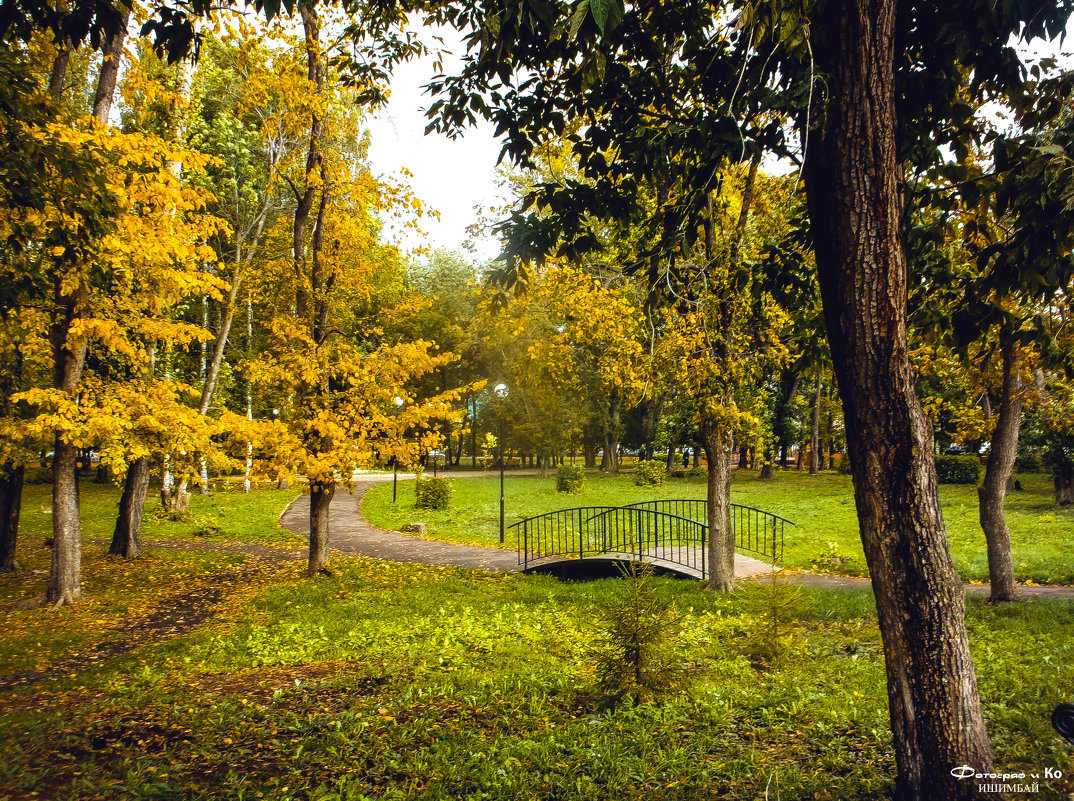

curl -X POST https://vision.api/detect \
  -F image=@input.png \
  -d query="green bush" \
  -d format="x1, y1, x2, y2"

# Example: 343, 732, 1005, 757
837, 454, 852, 474
935, 454, 982, 484
633, 460, 666, 487
556, 463, 586, 493
415, 476, 452, 510
1015, 453, 1043, 473
592, 563, 691, 706
686, 466, 706, 480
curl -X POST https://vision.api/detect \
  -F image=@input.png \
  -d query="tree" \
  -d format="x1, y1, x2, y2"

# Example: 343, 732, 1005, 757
419, 0, 1074, 795
1, 36, 226, 601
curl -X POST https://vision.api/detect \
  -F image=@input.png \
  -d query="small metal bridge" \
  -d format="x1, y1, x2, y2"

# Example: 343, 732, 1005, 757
512, 499, 791, 580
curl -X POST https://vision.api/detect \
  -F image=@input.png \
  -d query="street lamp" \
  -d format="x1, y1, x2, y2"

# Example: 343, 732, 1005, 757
392, 396, 404, 503
495, 383, 509, 543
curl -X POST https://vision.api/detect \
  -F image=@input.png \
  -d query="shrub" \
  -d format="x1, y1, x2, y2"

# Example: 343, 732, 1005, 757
415, 476, 452, 510
837, 454, 852, 474
1016, 453, 1043, 474
591, 564, 691, 707
935, 454, 982, 484
634, 460, 666, 487
556, 463, 586, 493
686, 466, 707, 480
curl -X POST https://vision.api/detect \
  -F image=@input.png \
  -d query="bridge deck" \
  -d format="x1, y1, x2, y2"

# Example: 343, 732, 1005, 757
522, 548, 779, 581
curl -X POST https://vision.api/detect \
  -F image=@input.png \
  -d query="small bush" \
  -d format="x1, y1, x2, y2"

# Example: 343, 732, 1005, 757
935, 454, 981, 484
556, 463, 586, 493
1016, 453, 1043, 474
190, 516, 222, 538
837, 454, 852, 474
415, 476, 452, 510
686, 466, 707, 480
634, 460, 667, 487
591, 564, 692, 706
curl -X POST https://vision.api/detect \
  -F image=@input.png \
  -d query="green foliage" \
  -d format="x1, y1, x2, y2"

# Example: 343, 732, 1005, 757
935, 454, 982, 484
632, 459, 666, 487
591, 564, 691, 706
556, 463, 586, 493
415, 476, 453, 510
1015, 453, 1043, 474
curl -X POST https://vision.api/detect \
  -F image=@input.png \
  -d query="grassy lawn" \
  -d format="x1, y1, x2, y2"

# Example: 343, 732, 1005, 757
2, 476, 1073, 799
16, 479, 305, 548
2, 558, 1073, 799
363, 469, 1074, 585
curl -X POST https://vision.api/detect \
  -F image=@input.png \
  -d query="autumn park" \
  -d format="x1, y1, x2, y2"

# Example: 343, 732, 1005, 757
5, 0, 1074, 799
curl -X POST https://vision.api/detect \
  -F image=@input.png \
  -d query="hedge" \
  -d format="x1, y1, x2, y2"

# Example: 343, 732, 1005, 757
935, 454, 982, 484
634, 460, 667, 487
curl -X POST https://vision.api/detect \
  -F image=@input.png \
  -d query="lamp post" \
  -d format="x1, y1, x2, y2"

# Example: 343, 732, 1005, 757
392, 396, 403, 503
495, 383, 509, 543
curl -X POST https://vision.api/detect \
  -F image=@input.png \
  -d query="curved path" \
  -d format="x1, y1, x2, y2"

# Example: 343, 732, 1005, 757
279, 472, 1074, 598
280, 473, 813, 583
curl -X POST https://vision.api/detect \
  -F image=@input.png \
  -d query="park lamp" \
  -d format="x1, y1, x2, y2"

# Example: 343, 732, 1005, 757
392, 396, 404, 503
495, 383, 509, 542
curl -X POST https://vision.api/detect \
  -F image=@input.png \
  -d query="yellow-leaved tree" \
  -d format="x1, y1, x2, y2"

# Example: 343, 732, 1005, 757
1, 41, 228, 604
232, 5, 473, 577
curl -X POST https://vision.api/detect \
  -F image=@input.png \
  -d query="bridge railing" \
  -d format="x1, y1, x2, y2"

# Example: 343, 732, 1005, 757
513, 505, 708, 574
511, 499, 790, 576
618, 500, 789, 563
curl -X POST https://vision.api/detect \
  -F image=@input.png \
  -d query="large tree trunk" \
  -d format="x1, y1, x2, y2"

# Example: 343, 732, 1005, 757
0, 464, 24, 572
809, 367, 822, 474
49, 435, 83, 607
110, 456, 149, 559
307, 481, 335, 576
47, 286, 87, 608
701, 421, 734, 592
772, 367, 800, 470
978, 344, 1021, 602
803, 2, 994, 797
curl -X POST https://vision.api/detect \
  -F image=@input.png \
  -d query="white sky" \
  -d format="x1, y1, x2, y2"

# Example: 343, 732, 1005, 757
363, 23, 1073, 264
364, 32, 509, 264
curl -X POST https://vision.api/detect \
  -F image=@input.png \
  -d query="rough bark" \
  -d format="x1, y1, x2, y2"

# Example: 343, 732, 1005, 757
803, 2, 994, 797
307, 481, 335, 576
978, 344, 1022, 602
810, 368, 822, 474
109, 456, 149, 559
91, 10, 129, 123
47, 281, 87, 608
772, 368, 801, 469
701, 422, 734, 592
0, 464, 24, 572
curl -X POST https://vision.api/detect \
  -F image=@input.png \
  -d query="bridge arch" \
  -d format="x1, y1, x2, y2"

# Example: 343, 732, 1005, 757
512, 501, 791, 580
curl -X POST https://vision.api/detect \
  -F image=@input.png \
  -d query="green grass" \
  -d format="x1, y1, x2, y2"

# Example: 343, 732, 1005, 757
0, 479, 302, 676
16, 479, 305, 547
363, 469, 1074, 585
3, 481, 1074, 799
2, 559, 1073, 799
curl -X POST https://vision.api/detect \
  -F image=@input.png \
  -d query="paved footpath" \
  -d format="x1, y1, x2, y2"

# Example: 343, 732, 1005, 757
279, 472, 1074, 598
